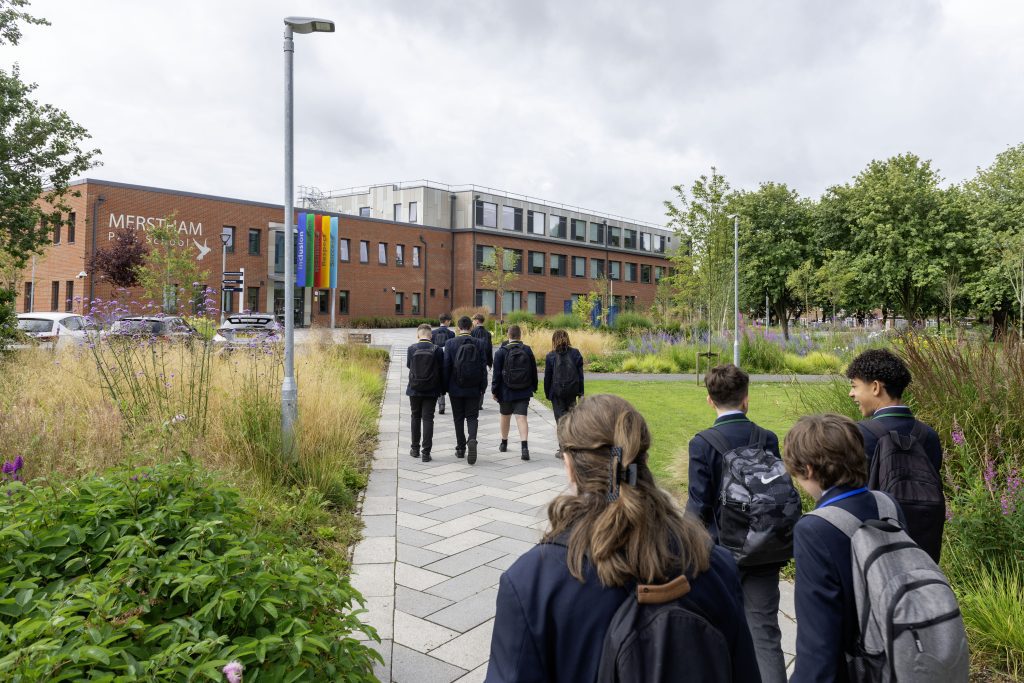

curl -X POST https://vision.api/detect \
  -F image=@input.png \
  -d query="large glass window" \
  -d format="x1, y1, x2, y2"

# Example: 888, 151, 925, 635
503, 291, 522, 313
378, 243, 387, 265
528, 291, 546, 315
408, 201, 418, 223
641, 233, 652, 251
610, 261, 621, 280
571, 219, 586, 242
654, 266, 665, 283
572, 256, 586, 278
274, 232, 285, 273
393, 203, 402, 221
395, 291, 404, 314
549, 254, 567, 277
589, 222, 605, 245
359, 207, 371, 218
625, 262, 637, 282
412, 245, 421, 267
411, 292, 421, 315
395, 244, 405, 266
339, 290, 349, 314
590, 258, 605, 279
641, 264, 652, 284
549, 215, 567, 239
608, 226, 621, 248
527, 210, 545, 235
624, 229, 637, 250
475, 245, 496, 270
654, 235, 666, 253
528, 251, 545, 275
340, 238, 350, 262
359, 240, 369, 263
475, 200, 498, 228
68, 212, 76, 243
224, 226, 236, 253
65, 281, 73, 312
475, 289, 496, 312
505, 248, 523, 273
502, 206, 523, 232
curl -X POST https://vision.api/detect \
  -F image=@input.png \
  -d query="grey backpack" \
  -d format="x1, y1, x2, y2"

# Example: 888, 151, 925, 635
810, 491, 969, 682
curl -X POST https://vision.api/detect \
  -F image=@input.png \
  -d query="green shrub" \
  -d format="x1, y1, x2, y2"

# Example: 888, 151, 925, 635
783, 351, 844, 375
546, 313, 586, 330
0, 461, 380, 681
613, 312, 654, 333
506, 310, 540, 326
347, 316, 433, 329
741, 334, 785, 373
620, 354, 675, 373
955, 563, 1024, 675
665, 345, 697, 373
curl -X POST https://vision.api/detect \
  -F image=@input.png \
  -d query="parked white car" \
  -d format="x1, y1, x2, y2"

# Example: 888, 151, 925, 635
14, 313, 90, 349
213, 313, 282, 347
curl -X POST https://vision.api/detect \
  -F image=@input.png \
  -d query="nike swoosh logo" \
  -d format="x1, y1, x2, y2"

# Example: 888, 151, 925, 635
759, 474, 783, 484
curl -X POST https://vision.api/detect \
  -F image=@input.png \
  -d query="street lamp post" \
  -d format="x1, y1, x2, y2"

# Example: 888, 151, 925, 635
282, 16, 335, 463
220, 228, 232, 324
730, 214, 740, 367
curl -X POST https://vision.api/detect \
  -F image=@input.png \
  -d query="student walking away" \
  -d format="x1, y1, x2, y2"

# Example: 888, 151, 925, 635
544, 329, 585, 459
471, 313, 494, 410
847, 349, 945, 562
486, 394, 759, 682
784, 414, 968, 683
431, 313, 455, 415
491, 325, 538, 461
406, 324, 445, 463
685, 364, 800, 683
443, 316, 488, 464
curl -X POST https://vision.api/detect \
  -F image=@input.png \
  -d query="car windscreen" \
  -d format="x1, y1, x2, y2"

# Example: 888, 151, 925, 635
17, 319, 54, 333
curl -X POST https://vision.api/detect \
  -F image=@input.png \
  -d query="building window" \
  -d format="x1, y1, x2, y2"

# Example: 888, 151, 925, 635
65, 281, 73, 312
572, 256, 586, 278
360, 240, 369, 263
246, 286, 260, 313
412, 245, 421, 267
475, 244, 496, 270
68, 212, 76, 243
527, 210, 545, 235
378, 243, 387, 265
528, 251, 545, 275
395, 291, 404, 314
654, 235, 666, 253
503, 290, 522, 313
224, 226, 236, 253
411, 292, 421, 315
409, 201, 418, 223
318, 290, 329, 314
359, 207, 371, 218
475, 200, 497, 228
340, 238, 350, 262
505, 248, 523, 273
589, 222, 604, 245
443, 288, 449, 298
50, 217, 60, 245
625, 262, 637, 282
248, 228, 261, 256
590, 258, 605, 279
394, 203, 402, 221
549, 214, 567, 239
23, 282, 32, 311
571, 219, 586, 242
641, 233, 652, 251
274, 232, 285, 273
654, 266, 665, 283
502, 206, 523, 232
50, 281, 59, 311
641, 264, 652, 284
624, 295, 637, 311
610, 261, 621, 280
475, 289, 496, 312
549, 253, 567, 277
395, 244, 405, 267
608, 226, 621, 248
339, 290, 349, 314
528, 291, 546, 315
624, 229, 637, 250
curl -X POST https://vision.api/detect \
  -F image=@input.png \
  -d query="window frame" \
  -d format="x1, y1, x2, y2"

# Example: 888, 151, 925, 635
527, 210, 545, 235
502, 206, 524, 232
395, 244, 405, 267
340, 238, 350, 262
378, 242, 388, 266
589, 222, 605, 245
475, 200, 498, 228
528, 250, 546, 275
339, 290, 350, 314
408, 201, 418, 223
248, 228, 261, 256
548, 214, 567, 239
359, 240, 369, 264
571, 218, 587, 242
394, 291, 404, 315
590, 258, 605, 280
412, 245, 421, 268
224, 226, 236, 254
549, 253, 567, 277
68, 212, 76, 244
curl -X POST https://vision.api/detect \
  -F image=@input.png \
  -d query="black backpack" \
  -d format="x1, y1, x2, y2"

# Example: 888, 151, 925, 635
551, 350, 580, 399
453, 338, 484, 388
597, 574, 732, 683
502, 343, 532, 390
408, 344, 439, 392
431, 327, 450, 348
863, 420, 945, 562
699, 427, 802, 567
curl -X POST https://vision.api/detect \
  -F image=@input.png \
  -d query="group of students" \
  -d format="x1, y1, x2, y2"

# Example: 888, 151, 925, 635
405, 313, 585, 464
482, 348, 968, 683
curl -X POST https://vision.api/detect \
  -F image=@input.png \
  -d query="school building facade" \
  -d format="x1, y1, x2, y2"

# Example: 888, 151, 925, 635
17, 179, 676, 326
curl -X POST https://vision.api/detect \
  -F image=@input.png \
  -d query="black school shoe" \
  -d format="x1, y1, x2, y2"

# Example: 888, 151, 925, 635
455, 446, 466, 459
467, 439, 478, 465
521, 445, 530, 461
421, 451, 432, 463
498, 440, 508, 452
410, 446, 420, 458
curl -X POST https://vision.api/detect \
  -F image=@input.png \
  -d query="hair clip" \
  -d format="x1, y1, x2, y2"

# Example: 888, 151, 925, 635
606, 447, 623, 502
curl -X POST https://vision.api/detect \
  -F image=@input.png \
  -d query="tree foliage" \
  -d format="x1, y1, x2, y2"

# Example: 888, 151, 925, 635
89, 227, 148, 289
478, 245, 520, 322
136, 218, 207, 313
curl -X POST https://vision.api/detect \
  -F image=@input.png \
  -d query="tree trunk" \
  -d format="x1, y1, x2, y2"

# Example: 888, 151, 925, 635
992, 307, 1009, 341
775, 301, 790, 340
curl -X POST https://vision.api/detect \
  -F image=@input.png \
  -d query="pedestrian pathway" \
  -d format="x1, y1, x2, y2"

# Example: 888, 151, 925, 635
351, 343, 798, 682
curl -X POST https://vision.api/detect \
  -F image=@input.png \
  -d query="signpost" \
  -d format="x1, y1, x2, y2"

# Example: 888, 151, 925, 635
222, 270, 245, 316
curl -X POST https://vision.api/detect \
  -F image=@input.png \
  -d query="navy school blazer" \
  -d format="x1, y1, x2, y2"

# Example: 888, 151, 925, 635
858, 406, 943, 473
543, 347, 585, 400
405, 340, 445, 398
442, 333, 489, 398
491, 341, 539, 403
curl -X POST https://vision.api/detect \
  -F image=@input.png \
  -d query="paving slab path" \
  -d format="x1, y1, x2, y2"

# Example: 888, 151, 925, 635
352, 343, 797, 682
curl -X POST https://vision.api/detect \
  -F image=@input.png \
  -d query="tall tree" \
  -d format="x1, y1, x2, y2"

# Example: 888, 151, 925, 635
728, 182, 811, 339
786, 258, 818, 323
89, 227, 148, 289
136, 218, 208, 313
816, 250, 858, 324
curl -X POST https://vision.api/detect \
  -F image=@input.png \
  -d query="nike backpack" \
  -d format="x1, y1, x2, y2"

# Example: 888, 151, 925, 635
863, 420, 945, 562
809, 491, 969, 682
699, 426, 802, 566
453, 339, 483, 388
502, 343, 532, 390
408, 345, 438, 392
551, 350, 580, 399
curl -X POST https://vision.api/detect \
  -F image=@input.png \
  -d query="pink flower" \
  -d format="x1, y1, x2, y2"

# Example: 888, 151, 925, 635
950, 418, 965, 447
222, 660, 244, 683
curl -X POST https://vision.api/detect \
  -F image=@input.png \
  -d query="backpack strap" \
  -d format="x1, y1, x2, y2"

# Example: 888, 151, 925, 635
696, 428, 733, 457
861, 419, 891, 441
807, 505, 863, 539
747, 425, 769, 450
909, 420, 927, 441
870, 490, 900, 523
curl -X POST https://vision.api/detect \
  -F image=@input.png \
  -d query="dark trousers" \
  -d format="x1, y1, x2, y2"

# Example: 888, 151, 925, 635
449, 396, 480, 448
409, 396, 438, 454
739, 564, 787, 683
551, 395, 578, 423
438, 394, 446, 413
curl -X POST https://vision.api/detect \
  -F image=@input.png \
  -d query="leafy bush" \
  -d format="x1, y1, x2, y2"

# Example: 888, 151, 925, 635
620, 355, 676, 374
506, 310, 540, 327
0, 461, 380, 680
665, 345, 697, 373
450, 306, 491, 323
347, 316, 434, 329
613, 312, 654, 333
545, 312, 585, 330
954, 563, 1024, 676
741, 334, 785, 373
782, 351, 844, 375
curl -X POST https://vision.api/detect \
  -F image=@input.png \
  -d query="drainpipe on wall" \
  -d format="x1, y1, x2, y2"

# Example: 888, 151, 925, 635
419, 234, 428, 319
449, 194, 456, 312
89, 193, 106, 311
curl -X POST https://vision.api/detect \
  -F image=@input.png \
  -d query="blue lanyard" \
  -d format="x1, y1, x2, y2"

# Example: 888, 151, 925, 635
818, 487, 868, 508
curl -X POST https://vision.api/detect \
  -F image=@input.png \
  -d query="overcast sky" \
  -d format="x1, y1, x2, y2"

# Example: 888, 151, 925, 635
4, 0, 1023, 223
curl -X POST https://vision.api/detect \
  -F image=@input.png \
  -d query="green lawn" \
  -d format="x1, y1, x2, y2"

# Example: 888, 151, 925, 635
579, 380, 817, 487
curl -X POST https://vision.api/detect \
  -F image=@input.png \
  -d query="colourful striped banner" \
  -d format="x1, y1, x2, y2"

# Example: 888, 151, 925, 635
313, 216, 323, 289
295, 212, 306, 287
319, 215, 331, 288
329, 216, 339, 289
304, 213, 314, 288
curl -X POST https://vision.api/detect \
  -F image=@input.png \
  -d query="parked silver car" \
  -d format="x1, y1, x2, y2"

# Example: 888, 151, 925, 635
212, 313, 281, 347
14, 313, 90, 349
107, 316, 198, 338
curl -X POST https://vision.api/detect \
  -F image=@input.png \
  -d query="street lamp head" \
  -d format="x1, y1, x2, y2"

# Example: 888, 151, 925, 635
284, 17, 335, 33
220, 228, 232, 247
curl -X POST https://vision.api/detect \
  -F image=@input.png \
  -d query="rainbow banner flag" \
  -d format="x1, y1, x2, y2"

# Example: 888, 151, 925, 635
313, 216, 323, 288
304, 213, 314, 288
319, 215, 331, 288
329, 216, 339, 289
295, 212, 307, 287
